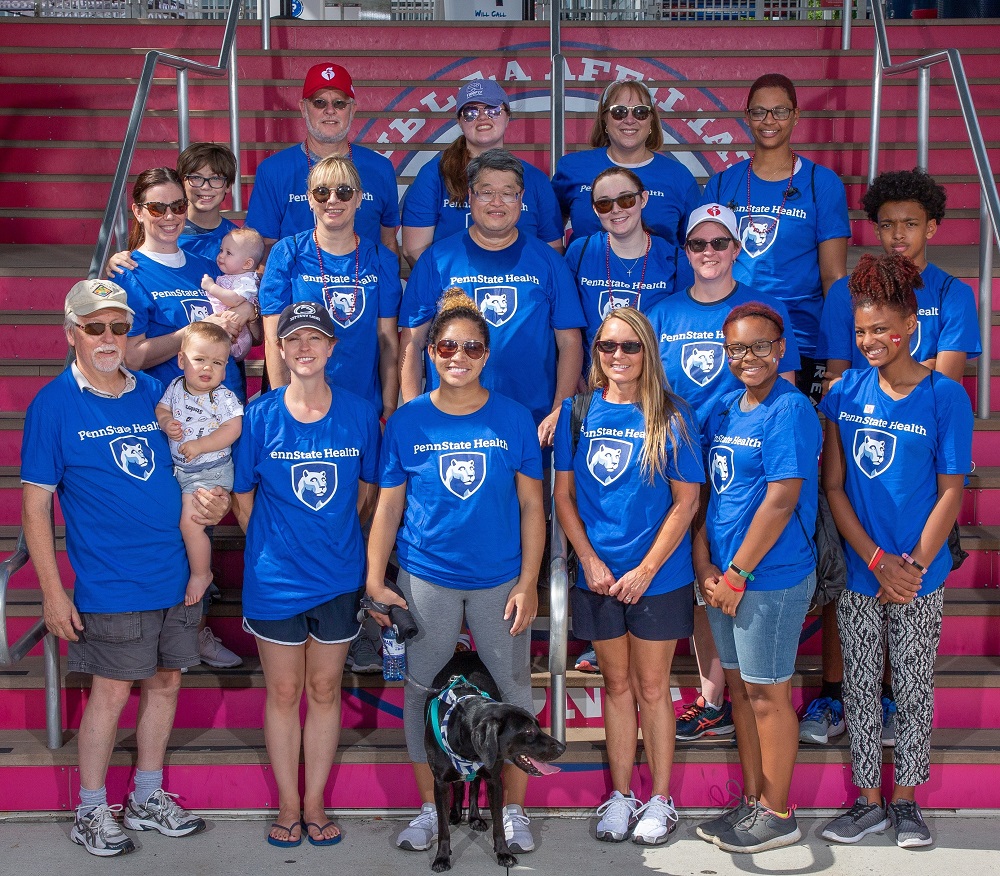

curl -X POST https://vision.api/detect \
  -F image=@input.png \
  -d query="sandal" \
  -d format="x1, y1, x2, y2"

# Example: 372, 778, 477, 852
266, 820, 303, 848
304, 820, 342, 846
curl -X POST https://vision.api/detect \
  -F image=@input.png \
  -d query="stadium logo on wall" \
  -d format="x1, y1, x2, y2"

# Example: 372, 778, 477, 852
291, 462, 338, 511
709, 445, 735, 494
110, 436, 155, 482
475, 286, 517, 327
586, 437, 632, 486
440, 452, 486, 500
681, 341, 725, 387
853, 429, 896, 479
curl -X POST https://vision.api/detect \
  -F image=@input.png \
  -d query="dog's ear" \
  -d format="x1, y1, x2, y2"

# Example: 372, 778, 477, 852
471, 717, 500, 767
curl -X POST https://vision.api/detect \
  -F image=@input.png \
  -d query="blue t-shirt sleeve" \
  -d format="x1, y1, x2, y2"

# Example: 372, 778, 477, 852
376, 244, 404, 319
816, 277, 853, 361
932, 378, 974, 475
938, 275, 982, 357
674, 251, 695, 295
761, 394, 821, 481
360, 404, 382, 484
232, 404, 263, 493
400, 159, 442, 229
678, 174, 701, 244
515, 403, 545, 480
701, 172, 722, 207
117, 268, 152, 337
529, 171, 566, 243
815, 168, 851, 243
552, 397, 575, 472
399, 252, 441, 328
245, 161, 283, 241
372, 155, 401, 228
767, 296, 802, 372
378, 415, 408, 488
21, 392, 63, 486
669, 408, 707, 484
551, 156, 574, 219
548, 254, 587, 330
258, 238, 297, 316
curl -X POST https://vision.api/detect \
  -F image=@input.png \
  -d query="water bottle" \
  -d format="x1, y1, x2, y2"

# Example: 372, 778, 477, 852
382, 626, 406, 681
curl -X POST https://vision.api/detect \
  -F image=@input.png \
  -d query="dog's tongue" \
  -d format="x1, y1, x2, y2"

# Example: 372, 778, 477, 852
528, 757, 561, 776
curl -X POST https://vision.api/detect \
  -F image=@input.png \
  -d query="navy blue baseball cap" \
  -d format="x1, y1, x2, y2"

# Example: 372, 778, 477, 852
276, 302, 337, 339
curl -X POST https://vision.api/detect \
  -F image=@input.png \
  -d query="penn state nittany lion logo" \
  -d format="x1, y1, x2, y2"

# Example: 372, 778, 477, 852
709, 445, 735, 494
681, 341, 725, 387
853, 429, 896, 479
182, 299, 211, 323
740, 216, 779, 259
585, 437, 632, 486
324, 285, 366, 328
291, 462, 338, 510
110, 436, 155, 481
475, 286, 517, 328
598, 290, 640, 321
440, 452, 486, 499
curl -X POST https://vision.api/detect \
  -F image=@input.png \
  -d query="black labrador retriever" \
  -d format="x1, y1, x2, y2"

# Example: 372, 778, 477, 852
423, 651, 565, 871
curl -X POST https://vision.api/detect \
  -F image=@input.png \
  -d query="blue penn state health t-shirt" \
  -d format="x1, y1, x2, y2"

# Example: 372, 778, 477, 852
258, 230, 402, 414
554, 393, 705, 595
819, 368, 972, 598
816, 262, 981, 367
233, 385, 381, 619
21, 368, 187, 613
701, 156, 850, 357
380, 392, 543, 590
245, 142, 400, 245
401, 231, 586, 425
401, 154, 564, 245
702, 379, 821, 590
179, 216, 240, 262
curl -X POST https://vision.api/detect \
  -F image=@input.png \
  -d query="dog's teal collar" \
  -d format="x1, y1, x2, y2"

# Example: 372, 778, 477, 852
426, 675, 492, 782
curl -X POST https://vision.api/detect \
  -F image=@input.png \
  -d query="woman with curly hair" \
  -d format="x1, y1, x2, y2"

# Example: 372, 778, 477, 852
819, 253, 972, 849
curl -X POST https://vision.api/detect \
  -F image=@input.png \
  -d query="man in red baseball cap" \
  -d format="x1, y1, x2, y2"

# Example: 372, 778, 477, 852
246, 62, 399, 260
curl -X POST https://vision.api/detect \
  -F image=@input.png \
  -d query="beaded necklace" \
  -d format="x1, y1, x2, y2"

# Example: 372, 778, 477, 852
746, 152, 797, 236
313, 229, 360, 319
606, 230, 650, 299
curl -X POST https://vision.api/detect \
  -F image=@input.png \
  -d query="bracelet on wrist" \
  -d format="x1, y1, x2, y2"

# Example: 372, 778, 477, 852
729, 562, 755, 582
902, 552, 925, 573
723, 570, 746, 593
868, 547, 885, 571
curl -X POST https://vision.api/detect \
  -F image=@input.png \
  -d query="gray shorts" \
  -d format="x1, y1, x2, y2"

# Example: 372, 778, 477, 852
175, 458, 234, 494
68, 601, 201, 680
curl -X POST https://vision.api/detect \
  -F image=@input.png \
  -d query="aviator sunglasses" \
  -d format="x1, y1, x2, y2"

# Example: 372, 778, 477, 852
435, 339, 486, 360
606, 104, 652, 121
138, 198, 188, 218
308, 97, 353, 112
75, 320, 131, 336
310, 184, 358, 203
685, 237, 735, 253
593, 192, 640, 214
596, 339, 643, 355
459, 105, 505, 122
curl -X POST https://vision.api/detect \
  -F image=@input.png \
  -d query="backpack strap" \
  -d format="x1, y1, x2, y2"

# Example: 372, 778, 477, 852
570, 390, 596, 456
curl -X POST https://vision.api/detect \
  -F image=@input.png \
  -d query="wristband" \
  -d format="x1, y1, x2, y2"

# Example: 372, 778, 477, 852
729, 562, 755, 582
723, 570, 746, 593
902, 552, 925, 573
867, 547, 885, 571
379, 416, 388, 427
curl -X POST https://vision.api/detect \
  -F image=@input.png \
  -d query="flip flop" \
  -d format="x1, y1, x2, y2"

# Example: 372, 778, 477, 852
266, 820, 303, 848
304, 820, 342, 847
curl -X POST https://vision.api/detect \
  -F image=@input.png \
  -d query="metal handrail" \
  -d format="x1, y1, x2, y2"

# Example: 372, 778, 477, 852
548, 483, 569, 744
87, 0, 244, 280
0, 530, 63, 750
867, 0, 1000, 419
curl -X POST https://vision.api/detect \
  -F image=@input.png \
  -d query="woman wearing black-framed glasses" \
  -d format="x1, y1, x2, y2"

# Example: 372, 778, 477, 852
552, 79, 698, 248
258, 154, 401, 421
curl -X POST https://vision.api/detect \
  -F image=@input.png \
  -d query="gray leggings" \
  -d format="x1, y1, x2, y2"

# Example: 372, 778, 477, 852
398, 568, 533, 762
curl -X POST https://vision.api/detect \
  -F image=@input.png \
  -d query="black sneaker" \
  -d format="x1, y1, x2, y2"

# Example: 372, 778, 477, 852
713, 801, 801, 853
675, 696, 735, 741
889, 799, 932, 848
821, 797, 890, 843
696, 796, 754, 842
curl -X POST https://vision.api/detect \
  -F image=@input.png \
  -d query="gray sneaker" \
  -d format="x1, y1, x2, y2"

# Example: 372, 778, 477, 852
821, 797, 890, 843
713, 801, 801, 853
696, 796, 755, 842
347, 632, 382, 674
799, 696, 846, 745
881, 697, 897, 747
71, 804, 136, 857
889, 799, 933, 848
123, 789, 206, 837
397, 802, 438, 851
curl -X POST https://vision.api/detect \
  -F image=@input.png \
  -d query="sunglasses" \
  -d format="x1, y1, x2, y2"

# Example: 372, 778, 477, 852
138, 199, 188, 218
459, 105, 505, 122
686, 237, 735, 253
311, 184, 358, 203
308, 97, 353, 111
184, 174, 227, 189
746, 105, 793, 121
606, 104, 652, 121
75, 320, 131, 336
435, 339, 486, 360
593, 192, 639, 214
725, 339, 781, 360
596, 339, 642, 355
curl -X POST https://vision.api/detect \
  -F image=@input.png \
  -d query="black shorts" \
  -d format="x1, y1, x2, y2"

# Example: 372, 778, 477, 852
243, 590, 361, 646
570, 583, 695, 642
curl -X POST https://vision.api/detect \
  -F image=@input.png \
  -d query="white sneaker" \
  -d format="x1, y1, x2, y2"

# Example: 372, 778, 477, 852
595, 790, 641, 842
502, 803, 534, 853
71, 804, 136, 857
123, 789, 206, 837
632, 795, 678, 845
397, 802, 438, 851
198, 626, 242, 668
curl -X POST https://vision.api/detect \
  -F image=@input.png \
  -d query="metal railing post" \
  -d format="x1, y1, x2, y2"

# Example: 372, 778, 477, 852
978, 197, 995, 420
867, 39, 883, 184
177, 67, 190, 153
261, 0, 271, 50
44, 633, 63, 750
550, 2, 564, 176
916, 66, 930, 171
842, 0, 852, 51
548, 487, 568, 744
229, 40, 242, 212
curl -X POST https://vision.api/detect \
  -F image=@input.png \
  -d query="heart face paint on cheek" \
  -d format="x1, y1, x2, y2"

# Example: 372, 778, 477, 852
890, 334, 902, 348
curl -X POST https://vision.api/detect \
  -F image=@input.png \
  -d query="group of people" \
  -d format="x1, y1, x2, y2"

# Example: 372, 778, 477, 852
21, 61, 976, 861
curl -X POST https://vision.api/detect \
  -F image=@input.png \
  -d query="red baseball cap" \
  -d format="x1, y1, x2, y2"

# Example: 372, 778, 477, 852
302, 63, 355, 100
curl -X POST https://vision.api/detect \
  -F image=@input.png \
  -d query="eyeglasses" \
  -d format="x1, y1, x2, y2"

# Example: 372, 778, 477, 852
686, 237, 735, 253
435, 339, 486, 360
184, 174, 227, 189
310, 184, 358, 203
74, 320, 131, 336
138, 199, 188, 218
596, 339, 643, 355
471, 188, 522, 205
593, 192, 640, 214
725, 339, 781, 360
459, 105, 505, 122
308, 97, 353, 112
746, 105, 793, 122
606, 104, 652, 121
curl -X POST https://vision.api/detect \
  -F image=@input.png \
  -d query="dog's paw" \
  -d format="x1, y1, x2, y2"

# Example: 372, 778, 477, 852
431, 857, 452, 872
496, 852, 518, 867
469, 816, 488, 832
448, 810, 463, 826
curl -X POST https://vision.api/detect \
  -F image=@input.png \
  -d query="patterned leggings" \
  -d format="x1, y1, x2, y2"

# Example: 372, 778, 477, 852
837, 587, 944, 789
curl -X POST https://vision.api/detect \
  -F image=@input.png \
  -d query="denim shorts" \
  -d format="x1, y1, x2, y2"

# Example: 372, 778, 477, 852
706, 570, 815, 685
243, 590, 361, 646
175, 458, 234, 494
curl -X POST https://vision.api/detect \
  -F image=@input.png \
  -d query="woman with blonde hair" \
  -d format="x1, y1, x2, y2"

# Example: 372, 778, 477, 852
554, 307, 703, 846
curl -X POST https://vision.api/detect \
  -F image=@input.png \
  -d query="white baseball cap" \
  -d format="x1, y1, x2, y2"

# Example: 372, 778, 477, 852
686, 203, 740, 241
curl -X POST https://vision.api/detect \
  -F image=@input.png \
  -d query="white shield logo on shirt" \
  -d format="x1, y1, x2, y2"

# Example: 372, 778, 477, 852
440, 452, 486, 500
740, 216, 779, 259
291, 461, 338, 510
681, 341, 725, 387
475, 286, 517, 328
324, 285, 366, 329
110, 436, 155, 482
586, 437, 632, 486
598, 289, 640, 322
709, 445, 735, 494
182, 298, 212, 323
853, 429, 896, 479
